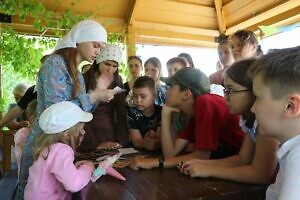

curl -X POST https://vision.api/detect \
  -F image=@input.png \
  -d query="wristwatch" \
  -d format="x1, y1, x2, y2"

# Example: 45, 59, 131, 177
158, 156, 164, 169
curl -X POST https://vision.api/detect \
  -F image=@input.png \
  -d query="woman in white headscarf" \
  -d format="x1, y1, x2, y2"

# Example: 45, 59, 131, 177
17, 19, 113, 198
78, 44, 129, 152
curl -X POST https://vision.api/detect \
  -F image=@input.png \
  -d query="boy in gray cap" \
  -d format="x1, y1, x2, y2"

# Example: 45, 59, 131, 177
130, 67, 244, 170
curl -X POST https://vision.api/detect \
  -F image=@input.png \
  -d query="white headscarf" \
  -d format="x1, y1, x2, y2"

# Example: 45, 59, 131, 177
54, 19, 107, 51
96, 44, 122, 64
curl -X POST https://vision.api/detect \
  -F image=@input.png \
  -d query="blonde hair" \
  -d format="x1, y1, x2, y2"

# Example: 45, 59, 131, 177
33, 123, 83, 160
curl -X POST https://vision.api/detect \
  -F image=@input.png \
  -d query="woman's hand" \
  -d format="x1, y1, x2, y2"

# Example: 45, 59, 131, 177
94, 89, 115, 102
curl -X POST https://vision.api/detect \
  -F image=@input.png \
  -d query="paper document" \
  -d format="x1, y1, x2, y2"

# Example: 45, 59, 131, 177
118, 148, 139, 155
113, 86, 127, 94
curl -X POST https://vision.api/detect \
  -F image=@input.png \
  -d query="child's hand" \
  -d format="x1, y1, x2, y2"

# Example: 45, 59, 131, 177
143, 137, 160, 151
129, 156, 157, 170
162, 105, 180, 115
97, 141, 122, 150
178, 160, 212, 178
144, 130, 159, 140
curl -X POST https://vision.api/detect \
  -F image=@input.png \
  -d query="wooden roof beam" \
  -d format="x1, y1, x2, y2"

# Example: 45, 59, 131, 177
136, 28, 214, 42
227, 0, 300, 35
6, 15, 126, 36
133, 21, 219, 37
136, 35, 217, 48
214, 0, 226, 34
126, 0, 141, 25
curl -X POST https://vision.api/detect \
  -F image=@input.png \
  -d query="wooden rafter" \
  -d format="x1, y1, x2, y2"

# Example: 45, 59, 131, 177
126, 0, 141, 25
136, 28, 215, 43
214, 0, 226, 34
227, 0, 300, 34
136, 36, 217, 48
133, 21, 219, 37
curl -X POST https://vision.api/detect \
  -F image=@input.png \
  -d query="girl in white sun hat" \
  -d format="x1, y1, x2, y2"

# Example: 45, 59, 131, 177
24, 101, 94, 200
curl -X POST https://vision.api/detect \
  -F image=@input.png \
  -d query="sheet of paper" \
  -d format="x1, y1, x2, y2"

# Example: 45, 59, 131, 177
113, 86, 127, 94
118, 148, 139, 155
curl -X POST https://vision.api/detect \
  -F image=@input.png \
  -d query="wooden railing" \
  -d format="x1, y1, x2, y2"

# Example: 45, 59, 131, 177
0, 130, 16, 173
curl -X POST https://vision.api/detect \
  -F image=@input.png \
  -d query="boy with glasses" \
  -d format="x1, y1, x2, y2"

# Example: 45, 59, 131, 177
130, 67, 244, 169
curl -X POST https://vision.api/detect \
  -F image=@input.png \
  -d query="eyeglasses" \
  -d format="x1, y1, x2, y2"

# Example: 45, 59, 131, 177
103, 62, 118, 68
223, 88, 249, 96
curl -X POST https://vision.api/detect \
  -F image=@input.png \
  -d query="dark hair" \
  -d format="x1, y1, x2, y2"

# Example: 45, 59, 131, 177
178, 53, 195, 68
144, 57, 161, 69
128, 56, 143, 66
144, 57, 162, 77
133, 76, 156, 94
216, 34, 229, 44
166, 57, 187, 68
256, 45, 264, 57
84, 61, 123, 91
225, 59, 257, 128
54, 48, 81, 98
231, 30, 263, 57
225, 59, 256, 91
249, 46, 300, 100
232, 30, 258, 45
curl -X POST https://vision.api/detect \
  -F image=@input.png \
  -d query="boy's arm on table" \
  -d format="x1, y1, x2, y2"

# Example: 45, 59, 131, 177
130, 149, 210, 170
182, 134, 279, 184
161, 105, 185, 157
129, 129, 159, 151
187, 135, 256, 167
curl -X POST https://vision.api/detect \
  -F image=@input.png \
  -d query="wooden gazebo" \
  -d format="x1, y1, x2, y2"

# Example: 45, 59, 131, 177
4, 0, 300, 56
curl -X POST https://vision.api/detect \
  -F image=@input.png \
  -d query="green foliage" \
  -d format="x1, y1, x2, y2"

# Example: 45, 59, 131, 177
0, 0, 90, 36
0, 27, 57, 111
0, 0, 128, 111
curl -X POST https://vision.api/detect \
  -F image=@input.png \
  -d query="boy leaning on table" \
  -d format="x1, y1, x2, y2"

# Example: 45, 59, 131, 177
130, 67, 245, 170
249, 46, 300, 200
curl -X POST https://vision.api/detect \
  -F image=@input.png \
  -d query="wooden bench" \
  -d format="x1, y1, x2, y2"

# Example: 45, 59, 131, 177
0, 130, 15, 173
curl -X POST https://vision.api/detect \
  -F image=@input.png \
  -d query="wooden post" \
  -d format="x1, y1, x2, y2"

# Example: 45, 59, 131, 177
0, 130, 15, 173
126, 25, 136, 57
0, 23, 2, 120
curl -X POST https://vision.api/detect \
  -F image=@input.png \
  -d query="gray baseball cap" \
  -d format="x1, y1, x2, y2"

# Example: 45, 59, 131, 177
165, 67, 210, 96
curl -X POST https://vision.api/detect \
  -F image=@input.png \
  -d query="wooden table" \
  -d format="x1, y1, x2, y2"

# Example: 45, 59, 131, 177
78, 167, 267, 200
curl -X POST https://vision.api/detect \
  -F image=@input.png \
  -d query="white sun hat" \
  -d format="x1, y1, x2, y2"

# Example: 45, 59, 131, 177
39, 101, 93, 134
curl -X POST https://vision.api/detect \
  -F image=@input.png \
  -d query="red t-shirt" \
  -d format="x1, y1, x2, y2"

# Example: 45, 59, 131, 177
178, 94, 244, 151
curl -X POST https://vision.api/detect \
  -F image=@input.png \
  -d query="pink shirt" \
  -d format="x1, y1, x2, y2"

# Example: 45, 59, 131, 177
24, 143, 93, 200
14, 127, 30, 171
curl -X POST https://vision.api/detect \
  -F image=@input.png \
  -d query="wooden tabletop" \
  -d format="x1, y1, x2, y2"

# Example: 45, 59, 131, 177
77, 167, 267, 200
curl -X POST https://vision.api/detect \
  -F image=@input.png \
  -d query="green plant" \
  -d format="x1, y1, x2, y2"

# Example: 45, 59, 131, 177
0, 1, 128, 111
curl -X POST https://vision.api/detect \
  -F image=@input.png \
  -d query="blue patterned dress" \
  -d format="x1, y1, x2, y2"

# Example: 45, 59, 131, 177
16, 54, 95, 199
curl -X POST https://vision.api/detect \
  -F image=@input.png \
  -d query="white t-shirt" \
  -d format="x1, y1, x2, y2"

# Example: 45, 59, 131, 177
266, 134, 300, 200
